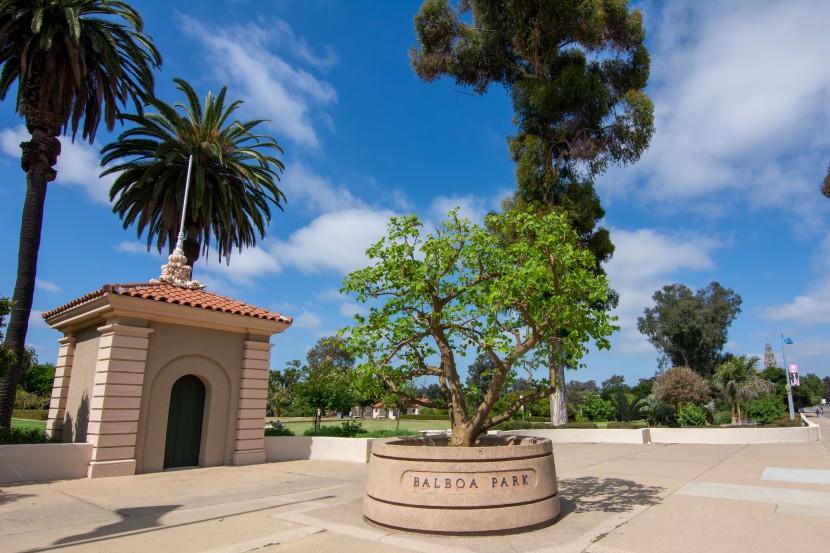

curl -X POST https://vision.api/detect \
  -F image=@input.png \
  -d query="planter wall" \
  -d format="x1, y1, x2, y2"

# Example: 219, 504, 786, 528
363, 435, 560, 534
0, 443, 92, 483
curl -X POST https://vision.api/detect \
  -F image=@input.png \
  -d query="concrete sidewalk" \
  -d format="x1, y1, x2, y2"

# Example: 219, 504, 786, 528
2, 417, 829, 553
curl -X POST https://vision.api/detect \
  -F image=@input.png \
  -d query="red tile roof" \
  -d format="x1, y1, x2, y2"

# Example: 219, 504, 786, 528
42, 283, 292, 324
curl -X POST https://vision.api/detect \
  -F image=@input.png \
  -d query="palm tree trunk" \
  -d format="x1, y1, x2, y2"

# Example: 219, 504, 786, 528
0, 113, 61, 428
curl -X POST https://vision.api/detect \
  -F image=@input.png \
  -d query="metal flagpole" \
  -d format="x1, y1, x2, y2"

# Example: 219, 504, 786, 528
173, 155, 194, 256
781, 334, 795, 420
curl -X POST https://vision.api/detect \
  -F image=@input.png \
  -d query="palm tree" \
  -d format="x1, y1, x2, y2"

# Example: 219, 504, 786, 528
0, 0, 160, 428
713, 355, 773, 425
102, 78, 286, 269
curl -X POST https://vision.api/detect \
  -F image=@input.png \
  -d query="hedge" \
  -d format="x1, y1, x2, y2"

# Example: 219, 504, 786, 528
12, 409, 48, 421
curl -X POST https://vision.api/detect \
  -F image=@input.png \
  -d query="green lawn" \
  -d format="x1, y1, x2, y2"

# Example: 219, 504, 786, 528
265, 417, 450, 436
11, 418, 47, 431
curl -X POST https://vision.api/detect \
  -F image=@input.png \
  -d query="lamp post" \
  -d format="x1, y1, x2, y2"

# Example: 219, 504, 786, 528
781, 335, 795, 420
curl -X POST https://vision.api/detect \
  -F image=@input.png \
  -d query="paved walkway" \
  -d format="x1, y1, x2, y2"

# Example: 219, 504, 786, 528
2, 417, 829, 553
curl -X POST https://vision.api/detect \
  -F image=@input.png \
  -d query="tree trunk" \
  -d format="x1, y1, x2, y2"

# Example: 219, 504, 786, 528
549, 341, 568, 426
0, 111, 61, 429
730, 399, 737, 425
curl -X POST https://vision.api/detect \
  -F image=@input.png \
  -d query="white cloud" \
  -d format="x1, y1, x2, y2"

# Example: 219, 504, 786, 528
281, 162, 364, 214
274, 208, 395, 274
177, 16, 337, 149
760, 282, 830, 325
605, 227, 719, 355
429, 194, 489, 225
196, 244, 282, 286
291, 309, 324, 330
599, 1, 830, 227
28, 310, 48, 330
35, 279, 61, 293
0, 125, 114, 204
340, 302, 367, 318
115, 241, 168, 258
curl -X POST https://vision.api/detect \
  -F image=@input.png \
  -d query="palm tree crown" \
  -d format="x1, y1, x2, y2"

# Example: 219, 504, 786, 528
714, 355, 773, 424
0, 0, 160, 429
0, 0, 161, 142
102, 78, 286, 267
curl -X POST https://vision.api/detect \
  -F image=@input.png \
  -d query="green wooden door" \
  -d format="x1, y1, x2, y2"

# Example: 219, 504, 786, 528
164, 375, 205, 469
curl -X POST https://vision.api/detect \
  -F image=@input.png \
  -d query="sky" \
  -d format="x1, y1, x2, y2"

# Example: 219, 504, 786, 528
2, 0, 830, 389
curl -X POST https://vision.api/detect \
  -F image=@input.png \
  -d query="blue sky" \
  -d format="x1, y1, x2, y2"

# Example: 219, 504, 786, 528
2, 0, 830, 388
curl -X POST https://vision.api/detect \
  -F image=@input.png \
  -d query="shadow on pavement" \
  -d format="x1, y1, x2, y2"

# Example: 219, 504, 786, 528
54, 504, 182, 545
558, 476, 664, 516
0, 489, 37, 506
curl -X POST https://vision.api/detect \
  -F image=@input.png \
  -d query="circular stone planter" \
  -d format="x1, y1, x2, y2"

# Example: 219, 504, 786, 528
363, 434, 560, 534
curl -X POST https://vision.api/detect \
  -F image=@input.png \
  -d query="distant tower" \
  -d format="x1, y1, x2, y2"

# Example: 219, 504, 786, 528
764, 341, 777, 369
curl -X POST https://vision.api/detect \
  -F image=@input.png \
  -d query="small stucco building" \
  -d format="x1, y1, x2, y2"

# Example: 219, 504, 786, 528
42, 281, 291, 478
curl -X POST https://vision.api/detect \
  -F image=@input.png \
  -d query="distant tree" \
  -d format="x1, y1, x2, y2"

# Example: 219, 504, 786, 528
102, 78, 286, 269
465, 354, 497, 404
652, 366, 711, 410
416, 383, 445, 404
19, 361, 54, 398
0, 0, 160, 429
823, 376, 830, 402
600, 374, 630, 400
792, 373, 823, 410
713, 355, 773, 425
631, 377, 655, 399
268, 362, 302, 417
411, 0, 654, 427
637, 282, 742, 377
565, 380, 600, 412
290, 337, 358, 430
822, 162, 830, 199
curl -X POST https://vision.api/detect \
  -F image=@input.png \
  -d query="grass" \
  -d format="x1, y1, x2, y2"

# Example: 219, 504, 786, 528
11, 418, 47, 432
265, 417, 450, 436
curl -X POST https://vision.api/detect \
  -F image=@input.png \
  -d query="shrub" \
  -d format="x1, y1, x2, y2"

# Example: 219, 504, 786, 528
553, 422, 598, 429
363, 429, 419, 438
12, 409, 48, 421
743, 395, 785, 425
712, 409, 732, 425
676, 403, 707, 427
766, 416, 803, 427
525, 416, 550, 423
653, 366, 710, 408
493, 421, 551, 431
304, 421, 366, 437
606, 421, 635, 429
264, 426, 296, 437
13, 389, 50, 410
0, 427, 57, 445
577, 393, 614, 422
399, 413, 450, 421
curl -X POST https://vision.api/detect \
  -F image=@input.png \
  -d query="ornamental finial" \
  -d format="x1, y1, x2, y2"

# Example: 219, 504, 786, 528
151, 155, 205, 289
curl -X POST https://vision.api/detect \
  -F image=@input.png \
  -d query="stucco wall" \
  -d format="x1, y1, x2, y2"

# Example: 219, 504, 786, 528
61, 326, 100, 443
135, 322, 246, 473
0, 444, 92, 483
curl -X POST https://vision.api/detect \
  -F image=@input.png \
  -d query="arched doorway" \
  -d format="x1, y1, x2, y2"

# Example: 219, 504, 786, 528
164, 374, 205, 469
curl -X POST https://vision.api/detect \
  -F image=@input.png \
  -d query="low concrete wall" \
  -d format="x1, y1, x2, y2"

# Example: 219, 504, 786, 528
501, 428, 647, 444
649, 415, 820, 444
0, 443, 92, 483
264, 436, 373, 463
502, 415, 819, 445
